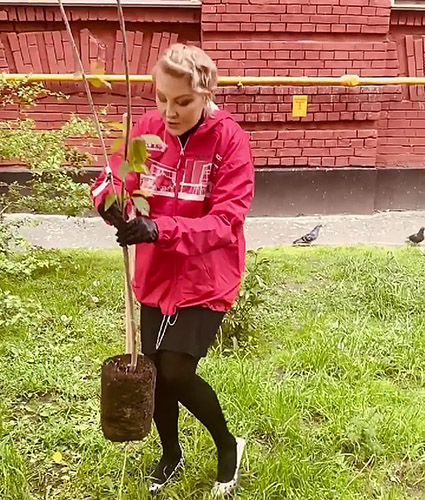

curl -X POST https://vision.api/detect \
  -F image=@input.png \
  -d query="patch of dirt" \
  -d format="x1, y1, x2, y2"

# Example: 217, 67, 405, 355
388, 460, 425, 497
14, 390, 57, 403
300, 411, 328, 430
284, 282, 306, 292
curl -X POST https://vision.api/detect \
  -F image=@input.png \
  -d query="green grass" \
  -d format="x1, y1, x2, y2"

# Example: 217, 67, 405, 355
1, 246, 425, 499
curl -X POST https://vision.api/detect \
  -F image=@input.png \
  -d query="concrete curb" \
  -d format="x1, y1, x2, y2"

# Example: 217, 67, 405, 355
4, 211, 425, 250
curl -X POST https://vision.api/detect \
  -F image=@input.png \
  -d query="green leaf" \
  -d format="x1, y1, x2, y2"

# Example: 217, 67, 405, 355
89, 77, 112, 90
89, 62, 112, 89
105, 476, 114, 492
130, 137, 147, 165
133, 188, 153, 198
143, 164, 151, 176
104, 192, 116, 212
108, 121, 125, 131
140, 134, 163, 145
131, 163, 148, 173
111, 137, 123, 153
132, 196, 150, 215
118, 161, 130, 181
89, 77, 102, 88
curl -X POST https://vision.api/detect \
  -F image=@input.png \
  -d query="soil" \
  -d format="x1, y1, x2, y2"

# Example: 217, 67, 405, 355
101, 353, 156, 443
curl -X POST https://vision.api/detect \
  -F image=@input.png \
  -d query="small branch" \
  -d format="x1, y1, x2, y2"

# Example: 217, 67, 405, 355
344, 454, 375, 492
118, 444, 128, 500
57, 0, 110, 172
0, 202, 12, 218
116, 0, 132, 167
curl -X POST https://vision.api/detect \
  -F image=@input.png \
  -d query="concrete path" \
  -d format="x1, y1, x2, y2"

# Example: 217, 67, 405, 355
4, 210, 425, 249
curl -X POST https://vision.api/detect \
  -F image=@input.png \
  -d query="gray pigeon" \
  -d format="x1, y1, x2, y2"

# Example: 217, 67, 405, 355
293, 224, 323, 246
407, 227, 424, 245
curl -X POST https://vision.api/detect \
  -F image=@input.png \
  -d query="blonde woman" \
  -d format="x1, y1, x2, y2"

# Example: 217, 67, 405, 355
91, 44, 254, 496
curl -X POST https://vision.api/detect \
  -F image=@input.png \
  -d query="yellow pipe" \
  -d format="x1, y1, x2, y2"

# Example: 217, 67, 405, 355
1, 73, 152, 83
3, 73, 425, 86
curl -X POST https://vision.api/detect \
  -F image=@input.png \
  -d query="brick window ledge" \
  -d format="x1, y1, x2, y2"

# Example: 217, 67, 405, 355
0, 0, 201, 7
391, 0, 425, 10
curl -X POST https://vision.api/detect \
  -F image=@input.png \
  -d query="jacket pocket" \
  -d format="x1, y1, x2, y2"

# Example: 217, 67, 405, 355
177, 253, 215, 298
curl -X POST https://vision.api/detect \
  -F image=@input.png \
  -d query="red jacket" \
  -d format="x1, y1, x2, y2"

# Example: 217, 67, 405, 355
91, 109, 255, 315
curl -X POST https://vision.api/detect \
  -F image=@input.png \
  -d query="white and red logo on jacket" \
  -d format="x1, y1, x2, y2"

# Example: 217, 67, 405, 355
141, 158, 215, 202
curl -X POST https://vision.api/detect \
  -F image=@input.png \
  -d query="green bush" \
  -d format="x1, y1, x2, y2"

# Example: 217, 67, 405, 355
217, 249, 270, 351
0, 216, 66, 279
0, 117, 98, 217
0, 80, 98, 278
0, 77, 65, 106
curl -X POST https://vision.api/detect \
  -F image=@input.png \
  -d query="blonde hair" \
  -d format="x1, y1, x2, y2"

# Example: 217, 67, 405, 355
152, 43, 218, 100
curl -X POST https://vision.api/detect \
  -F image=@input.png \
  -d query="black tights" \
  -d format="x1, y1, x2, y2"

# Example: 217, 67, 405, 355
148, 350, 236, 482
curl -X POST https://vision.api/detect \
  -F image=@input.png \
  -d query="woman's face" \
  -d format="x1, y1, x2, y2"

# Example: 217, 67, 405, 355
155, 66, 206, 136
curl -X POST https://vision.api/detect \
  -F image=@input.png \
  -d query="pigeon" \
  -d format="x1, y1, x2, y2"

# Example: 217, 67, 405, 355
293, 224, 323, 246
407, 227, 424, 245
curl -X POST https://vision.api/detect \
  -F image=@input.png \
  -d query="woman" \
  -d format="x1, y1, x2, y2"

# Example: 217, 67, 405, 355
91, 44, 254, 496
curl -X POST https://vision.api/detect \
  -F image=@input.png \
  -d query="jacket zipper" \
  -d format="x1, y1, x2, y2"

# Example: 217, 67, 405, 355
164, 134, 190, 315
174, 135, 190, 215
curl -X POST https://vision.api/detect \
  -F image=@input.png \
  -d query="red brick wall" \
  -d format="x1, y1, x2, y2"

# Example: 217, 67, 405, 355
0, 2, 425, 170
377, 10, 425, 167
202, 0, 408, 169
0, 5, 200, 168
202, 0, 390, 35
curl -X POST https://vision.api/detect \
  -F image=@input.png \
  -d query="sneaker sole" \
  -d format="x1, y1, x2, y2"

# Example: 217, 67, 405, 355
148, 456, 184, 494
211, 437, 246, 497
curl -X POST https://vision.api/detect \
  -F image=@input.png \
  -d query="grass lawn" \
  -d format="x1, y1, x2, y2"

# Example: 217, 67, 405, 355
1, 246, 425, 500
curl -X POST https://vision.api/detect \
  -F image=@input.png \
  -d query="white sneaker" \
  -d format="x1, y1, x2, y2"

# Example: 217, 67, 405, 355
211, 437, 246, 497
148, 454, 184, 494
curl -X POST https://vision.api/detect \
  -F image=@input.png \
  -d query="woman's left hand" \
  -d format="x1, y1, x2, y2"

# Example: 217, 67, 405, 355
116, 217, 159, 247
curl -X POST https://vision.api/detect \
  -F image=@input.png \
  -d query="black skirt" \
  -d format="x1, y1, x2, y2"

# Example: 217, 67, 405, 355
140, 304, 225, 358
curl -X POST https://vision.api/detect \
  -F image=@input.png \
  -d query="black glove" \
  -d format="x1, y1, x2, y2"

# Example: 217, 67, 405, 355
116, 217, 159, 246
97, 200, 126, 230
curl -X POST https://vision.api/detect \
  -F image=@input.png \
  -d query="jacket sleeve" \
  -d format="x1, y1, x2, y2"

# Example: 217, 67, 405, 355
90, 118, 145, 210
154, 128, 254, 256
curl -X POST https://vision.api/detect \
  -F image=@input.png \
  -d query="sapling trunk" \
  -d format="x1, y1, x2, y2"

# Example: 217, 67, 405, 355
116, 0, 138, 372
58, 0, 156, 442
59, 0, 137, 371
